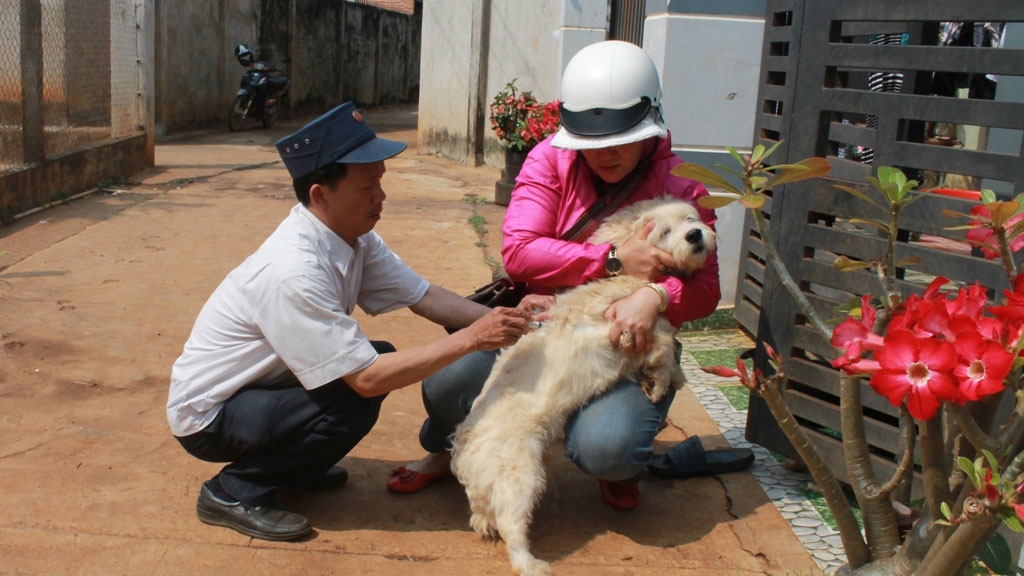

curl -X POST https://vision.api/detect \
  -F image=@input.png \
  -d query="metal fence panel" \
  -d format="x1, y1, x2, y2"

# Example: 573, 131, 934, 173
741, 0, 1024, 486
1, 0, 143, 176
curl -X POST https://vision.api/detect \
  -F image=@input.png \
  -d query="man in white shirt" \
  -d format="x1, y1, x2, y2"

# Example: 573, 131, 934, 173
168, 102, 538, 541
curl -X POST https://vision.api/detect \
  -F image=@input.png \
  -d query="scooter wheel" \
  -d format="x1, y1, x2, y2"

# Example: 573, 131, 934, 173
228, 94, 252, 131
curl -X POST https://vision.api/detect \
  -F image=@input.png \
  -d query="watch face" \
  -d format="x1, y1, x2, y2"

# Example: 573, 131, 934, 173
605, 257, 623, 275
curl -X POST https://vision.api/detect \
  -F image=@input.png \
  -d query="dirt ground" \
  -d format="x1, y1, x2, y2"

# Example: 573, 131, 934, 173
0, 105, 820, 575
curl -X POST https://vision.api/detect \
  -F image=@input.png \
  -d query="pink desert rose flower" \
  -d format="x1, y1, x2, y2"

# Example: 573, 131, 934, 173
953, 330, 1011, 402
870, 328, 959, 420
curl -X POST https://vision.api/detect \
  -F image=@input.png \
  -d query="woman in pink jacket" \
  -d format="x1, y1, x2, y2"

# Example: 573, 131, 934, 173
389, 41, 752, 509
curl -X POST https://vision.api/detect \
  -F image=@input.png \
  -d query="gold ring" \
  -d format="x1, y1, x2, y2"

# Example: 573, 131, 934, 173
620, 330, 635, 347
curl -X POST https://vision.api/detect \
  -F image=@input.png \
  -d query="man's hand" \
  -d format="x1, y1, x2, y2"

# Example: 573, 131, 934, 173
462, 306, 534, 351
517, 294, 555, 324
617, 221, 676, 281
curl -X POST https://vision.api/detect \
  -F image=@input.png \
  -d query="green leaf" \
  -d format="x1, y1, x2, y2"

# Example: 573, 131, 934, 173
727, 146, 745, 167
987, 201, 1020, 227
901, 191, 929, 208
1009, 220, 1024, 235
958, 456, 979, 488
978, 532, 1014, 573
895, 256, 921, 267
940, 501, 953, 520
671, 164, 743, 195
762, 140, 783, 163
983, 449, 1001, 484
999, 512, 1024, 532
739, 194, 767, 209
942, 208, 983, 221
697, 195, 738, 209
712, 163, 744, 179
769, 157, 832, 187
751, 144, 766, 165
835, 184, 886, 211
848, 218, 891, 234
834, 256, 873, 271
981, 189, 999, 204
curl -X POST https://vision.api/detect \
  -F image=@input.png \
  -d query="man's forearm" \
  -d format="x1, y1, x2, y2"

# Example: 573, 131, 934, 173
410, 283, 490, 330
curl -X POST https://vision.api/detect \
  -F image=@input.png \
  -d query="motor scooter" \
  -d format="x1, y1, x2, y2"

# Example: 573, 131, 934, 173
228, 44, 290, 131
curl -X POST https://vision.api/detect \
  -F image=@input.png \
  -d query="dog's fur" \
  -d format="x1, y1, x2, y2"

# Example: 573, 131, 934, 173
450, 197, 717, 576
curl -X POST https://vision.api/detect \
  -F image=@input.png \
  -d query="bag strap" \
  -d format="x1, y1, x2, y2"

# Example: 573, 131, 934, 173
560, 156, 652, 242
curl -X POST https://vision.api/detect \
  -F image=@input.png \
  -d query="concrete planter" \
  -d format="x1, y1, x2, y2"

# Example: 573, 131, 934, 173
494, 148, 529, 206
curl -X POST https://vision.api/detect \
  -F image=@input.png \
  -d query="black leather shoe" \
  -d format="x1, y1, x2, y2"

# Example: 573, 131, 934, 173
196, 482, 311, 541
310, 466, 349, 491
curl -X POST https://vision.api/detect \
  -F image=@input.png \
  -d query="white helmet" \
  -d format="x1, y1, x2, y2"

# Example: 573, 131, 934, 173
552, 41, 667, 150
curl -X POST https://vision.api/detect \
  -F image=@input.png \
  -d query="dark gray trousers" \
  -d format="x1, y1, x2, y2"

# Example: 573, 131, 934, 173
176, 341, 394, 505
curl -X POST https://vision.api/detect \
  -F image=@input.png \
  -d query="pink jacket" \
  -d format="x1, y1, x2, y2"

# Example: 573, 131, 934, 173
501, 134, 721, 327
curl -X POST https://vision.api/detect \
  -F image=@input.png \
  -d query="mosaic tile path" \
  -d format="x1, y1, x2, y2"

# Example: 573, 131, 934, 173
679, 329, 848, 576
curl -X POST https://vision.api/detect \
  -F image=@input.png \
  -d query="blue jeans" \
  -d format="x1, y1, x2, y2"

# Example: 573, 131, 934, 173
419, 349, 676, 482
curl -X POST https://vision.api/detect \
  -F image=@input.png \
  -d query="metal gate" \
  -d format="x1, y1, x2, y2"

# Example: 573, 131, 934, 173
740, 0, 1024, 484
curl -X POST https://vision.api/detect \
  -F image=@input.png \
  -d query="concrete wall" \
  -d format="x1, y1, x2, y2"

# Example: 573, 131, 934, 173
155, 0, 420, 134
154, 0, 260, 133
418, 0, 564, 165
417, 0, 477, 161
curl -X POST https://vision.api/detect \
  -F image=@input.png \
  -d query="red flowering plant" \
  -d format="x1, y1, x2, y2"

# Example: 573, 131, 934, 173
488, 79, 560, 152
678, 147, 1024, 574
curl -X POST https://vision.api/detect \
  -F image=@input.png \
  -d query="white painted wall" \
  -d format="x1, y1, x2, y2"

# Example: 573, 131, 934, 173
645, 10, 766, 309
482, 0, 564, 163
417, 0, 477, 160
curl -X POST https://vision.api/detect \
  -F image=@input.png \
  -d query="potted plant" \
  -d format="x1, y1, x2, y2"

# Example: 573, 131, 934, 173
490, 79, 560, 205
679, 148, 1024, 574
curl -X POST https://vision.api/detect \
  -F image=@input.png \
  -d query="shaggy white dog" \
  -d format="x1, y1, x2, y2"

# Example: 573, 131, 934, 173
450, 197, 717, 576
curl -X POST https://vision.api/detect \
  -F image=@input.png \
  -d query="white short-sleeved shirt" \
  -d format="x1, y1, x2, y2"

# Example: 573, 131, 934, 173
167, 203, 429, 436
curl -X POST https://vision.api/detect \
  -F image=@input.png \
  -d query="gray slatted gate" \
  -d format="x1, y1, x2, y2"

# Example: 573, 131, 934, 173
741, 0, 1024, 484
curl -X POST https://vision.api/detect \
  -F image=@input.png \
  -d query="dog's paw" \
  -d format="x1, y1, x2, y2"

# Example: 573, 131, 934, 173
469, 512, 498, 539
511, 555, 552, 576
639, 369, 671, 403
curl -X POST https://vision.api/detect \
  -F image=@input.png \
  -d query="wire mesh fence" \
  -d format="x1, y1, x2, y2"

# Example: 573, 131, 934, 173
1, 0, 144, 174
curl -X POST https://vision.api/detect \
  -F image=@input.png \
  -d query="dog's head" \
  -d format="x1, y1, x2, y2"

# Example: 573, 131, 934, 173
640, 201, 717, 275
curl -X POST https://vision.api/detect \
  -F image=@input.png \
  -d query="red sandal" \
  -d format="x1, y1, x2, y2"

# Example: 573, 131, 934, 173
386, 465, 453, 494
598, 479, 640, 510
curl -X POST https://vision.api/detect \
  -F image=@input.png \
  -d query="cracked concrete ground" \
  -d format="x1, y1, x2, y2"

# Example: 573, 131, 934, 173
0, 104, 821, 575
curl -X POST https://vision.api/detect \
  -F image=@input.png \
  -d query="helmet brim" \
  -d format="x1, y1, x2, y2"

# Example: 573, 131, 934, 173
551, 111, 667, 150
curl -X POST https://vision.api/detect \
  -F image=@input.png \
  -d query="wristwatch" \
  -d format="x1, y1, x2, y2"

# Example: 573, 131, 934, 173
605, 246, 623, 277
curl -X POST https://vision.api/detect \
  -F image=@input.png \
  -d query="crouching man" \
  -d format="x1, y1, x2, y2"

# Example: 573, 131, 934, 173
167, 102, 537, 541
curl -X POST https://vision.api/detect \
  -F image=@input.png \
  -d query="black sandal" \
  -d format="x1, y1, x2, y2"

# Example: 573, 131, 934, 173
648, 436, 754, 478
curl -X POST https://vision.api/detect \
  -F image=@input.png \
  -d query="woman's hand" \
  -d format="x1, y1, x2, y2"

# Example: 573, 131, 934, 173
616, 221, 676, 281
604, 286, 662, 354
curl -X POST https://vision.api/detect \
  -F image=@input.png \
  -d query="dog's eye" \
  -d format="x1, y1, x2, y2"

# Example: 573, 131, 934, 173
661, 227, 672, 238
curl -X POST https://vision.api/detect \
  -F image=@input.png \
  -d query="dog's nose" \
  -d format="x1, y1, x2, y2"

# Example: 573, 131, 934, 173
685, 228, 703, 245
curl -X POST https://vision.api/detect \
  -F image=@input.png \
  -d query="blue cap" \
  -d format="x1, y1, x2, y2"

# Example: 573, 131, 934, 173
275, 102, 407, 179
